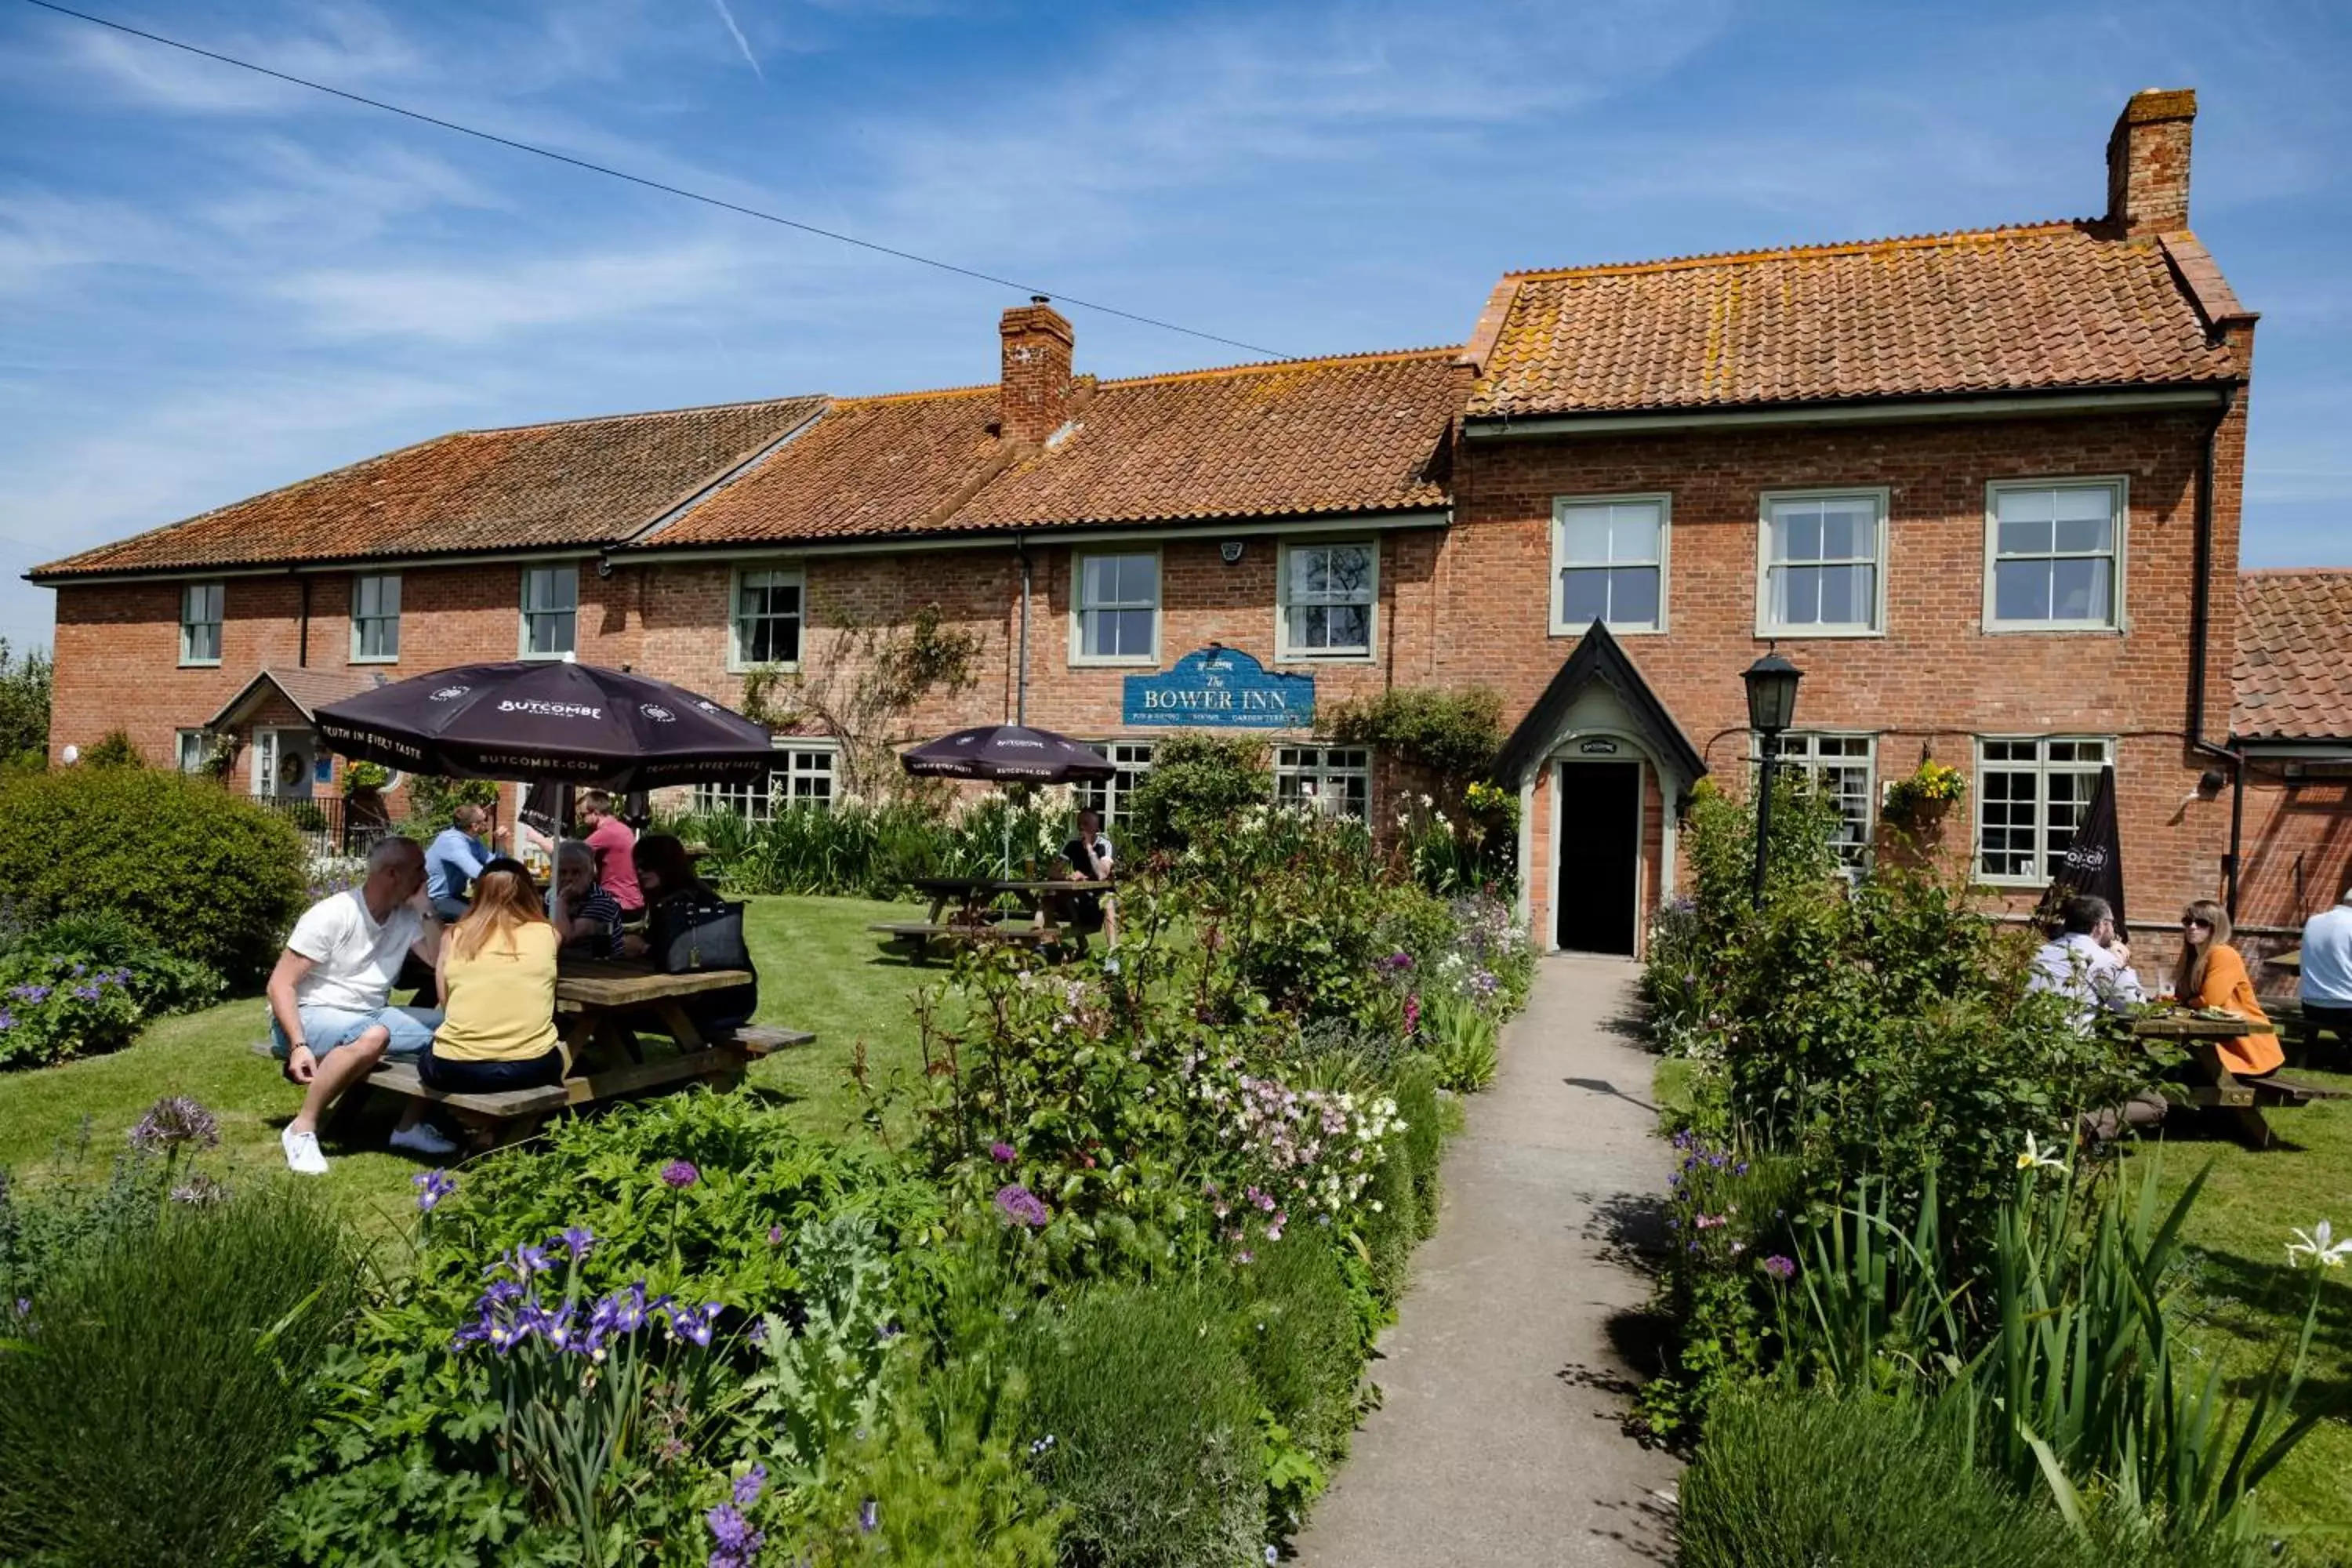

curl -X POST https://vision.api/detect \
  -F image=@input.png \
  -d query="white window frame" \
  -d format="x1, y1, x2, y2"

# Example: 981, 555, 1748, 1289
1273, 744, 1372, 823
349, 572, 401, 664
1759, 731, 1877, 873
174, 728, 209, 775
694, 742, 837, 821
1073, 742, 1155, 830
1552, 492, 1671, 636
1982, 477, 2129, 634
1275, 538, 1379, 662
179, 581, 224, 666
1972, 735, 2114, 887
728, 564, 806, 673
1755, 487, 1890, 638
1069, 548, 1161, 667
518, 564, 579, 660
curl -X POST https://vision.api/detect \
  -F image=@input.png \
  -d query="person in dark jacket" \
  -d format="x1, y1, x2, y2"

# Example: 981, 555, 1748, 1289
621, 833, 757, 1036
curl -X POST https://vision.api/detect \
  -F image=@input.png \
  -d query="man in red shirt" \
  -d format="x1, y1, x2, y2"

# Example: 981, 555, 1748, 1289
577, 789, 644, 914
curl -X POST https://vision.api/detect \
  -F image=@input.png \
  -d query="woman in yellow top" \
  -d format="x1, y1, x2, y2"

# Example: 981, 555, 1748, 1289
2175, 898, 2285, 1078
421, 858, 566, 1093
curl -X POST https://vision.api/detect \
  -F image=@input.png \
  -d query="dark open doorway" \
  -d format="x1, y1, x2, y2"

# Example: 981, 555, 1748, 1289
1555, 761, 1641, 955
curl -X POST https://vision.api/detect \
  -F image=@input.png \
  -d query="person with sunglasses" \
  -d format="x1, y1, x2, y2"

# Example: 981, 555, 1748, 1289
2172, 899, 2284, 1077
2030, 894, 2144, 1023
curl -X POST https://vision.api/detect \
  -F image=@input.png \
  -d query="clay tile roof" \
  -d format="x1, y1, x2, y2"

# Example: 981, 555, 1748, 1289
636, 349, 1459, 550
30, 395, 829, 580
2233, 570, 2352, 742
1465, 221, 2243, 419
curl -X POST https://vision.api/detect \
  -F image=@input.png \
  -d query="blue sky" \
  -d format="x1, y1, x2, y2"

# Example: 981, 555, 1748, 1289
1, 0, 2347, 652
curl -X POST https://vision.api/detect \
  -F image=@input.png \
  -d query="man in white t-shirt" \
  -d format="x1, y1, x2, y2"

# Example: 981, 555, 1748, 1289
266, 836, 451, 1174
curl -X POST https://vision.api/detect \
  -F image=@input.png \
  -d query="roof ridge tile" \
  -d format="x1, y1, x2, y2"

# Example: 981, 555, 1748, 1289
1500, 219, 2103, 282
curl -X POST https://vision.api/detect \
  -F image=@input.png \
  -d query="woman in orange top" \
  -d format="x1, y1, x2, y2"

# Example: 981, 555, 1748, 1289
2176, 898, 2285, 1077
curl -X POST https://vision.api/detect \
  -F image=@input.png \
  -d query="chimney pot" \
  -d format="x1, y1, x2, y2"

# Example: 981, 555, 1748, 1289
999, 299, 1075, 445
2106, 87, 2197, 237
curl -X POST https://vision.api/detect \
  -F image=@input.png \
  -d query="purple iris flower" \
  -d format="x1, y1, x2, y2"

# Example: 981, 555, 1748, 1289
553, 1225, 595, 1260
413, 1170, 456, 1212
666, 1301, 720, 1348
660, 1159, 700, 1189
858, 1497, 880, 1534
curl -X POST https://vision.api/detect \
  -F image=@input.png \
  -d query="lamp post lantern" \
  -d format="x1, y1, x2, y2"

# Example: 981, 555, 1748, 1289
1743, 648, 1803, 907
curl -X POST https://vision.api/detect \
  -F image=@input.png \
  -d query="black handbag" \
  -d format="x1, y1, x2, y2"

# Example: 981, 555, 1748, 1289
657, 892, 752, 975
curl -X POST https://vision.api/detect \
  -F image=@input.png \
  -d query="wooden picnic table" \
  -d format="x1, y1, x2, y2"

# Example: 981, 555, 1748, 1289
875, 876, 1116, 957
2131, 1011, 2348, 1147
361, 959, 808, 1152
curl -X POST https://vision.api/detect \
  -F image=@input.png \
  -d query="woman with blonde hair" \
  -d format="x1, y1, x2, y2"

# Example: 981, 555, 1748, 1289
419, 858, 566, 1093
2173, 898, 2285, 1077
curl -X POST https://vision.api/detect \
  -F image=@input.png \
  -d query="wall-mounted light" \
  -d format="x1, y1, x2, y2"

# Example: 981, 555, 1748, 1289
1219, 541, 1243, 564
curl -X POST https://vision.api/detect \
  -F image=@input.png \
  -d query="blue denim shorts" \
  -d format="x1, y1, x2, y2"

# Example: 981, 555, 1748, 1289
270, 1004, 442, 1062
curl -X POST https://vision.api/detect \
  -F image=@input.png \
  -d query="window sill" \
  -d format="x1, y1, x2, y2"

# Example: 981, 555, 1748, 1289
1274, 648, 1377, 666
1550, 621, 1666, 637
1980, 622, 2125, 637
725, 659, 804, 677
178, 658, 223, 669
349, 654, 401, 666
1973, 874, 2048, 891
1753, 625, 1886, 641
1070, 655, 1160, 670
517, 649, 576, 662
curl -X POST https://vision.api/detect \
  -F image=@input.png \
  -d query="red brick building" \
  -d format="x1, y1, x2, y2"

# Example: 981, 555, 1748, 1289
31, 89, 2274, 959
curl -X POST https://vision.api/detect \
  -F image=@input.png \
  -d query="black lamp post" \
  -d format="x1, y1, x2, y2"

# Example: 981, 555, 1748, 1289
1743, 648, 1803, 907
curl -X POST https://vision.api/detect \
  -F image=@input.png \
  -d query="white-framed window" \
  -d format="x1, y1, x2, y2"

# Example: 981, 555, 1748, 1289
731, 567, 804, 670
174, 728, 209, 774
1274, 745, 1371, 822
1760, 731, 1877, 872
695, 745, 837, 822
1758, 489, 1888, 637
1554, 495, 1668, 634
1277, 539, 1377, 660
1071, 550, 1160, 666
350, 572, 401, 662
1974, 736, 2113, 884
1984, 479, 2126, 632
179, 581, 223, 666
1073, 742, 1155, 830
520, 564, 579, 659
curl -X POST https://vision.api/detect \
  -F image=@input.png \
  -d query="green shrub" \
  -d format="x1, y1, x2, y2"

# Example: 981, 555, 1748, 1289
1321, 685, 1502, 789
1126, 731, 1270, 852
0, 768, 307, 985
1391, 1062, 1445, 1238
1359, 1123, 1421, 1305
0, 1181, 361, 1568
0, 916, 224, 1069
1422, 993, 1498, 1091
1022, 1282, 1265, 1568
82, 728, 144, 768
1679, 1387, 2261, 1568
1229, 1231, 1365, 1468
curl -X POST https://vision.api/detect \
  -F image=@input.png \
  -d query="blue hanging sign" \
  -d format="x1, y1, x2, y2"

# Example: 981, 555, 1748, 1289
1123, 646, 1314, 728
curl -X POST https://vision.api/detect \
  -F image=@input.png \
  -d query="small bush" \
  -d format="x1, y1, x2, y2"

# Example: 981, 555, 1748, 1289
0, 768, 307, 985
0, 918, 224, 1069
1391, 1062, 1445, 1238
1126, 732, 1271, 852
0, 1181, 361, 1567
1229, 1232, 1364, 1466
1321, 685, 1502, 789
1422, 993, 1499, 1091
1023, 1282, 1265, 1568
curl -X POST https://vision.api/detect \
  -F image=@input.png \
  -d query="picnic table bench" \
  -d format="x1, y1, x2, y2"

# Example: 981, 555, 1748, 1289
356, 960, 812, 1152
871, 875, 1112, 959
2132, 1011, 2350, 1148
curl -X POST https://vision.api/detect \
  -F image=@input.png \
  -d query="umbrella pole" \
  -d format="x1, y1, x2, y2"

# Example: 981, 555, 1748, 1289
1002, 788, 1012, 879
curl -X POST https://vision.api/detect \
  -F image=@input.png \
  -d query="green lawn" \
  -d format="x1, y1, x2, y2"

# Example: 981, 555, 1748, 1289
2136, 1076, 2352, 1557
0, 895, 938, 1226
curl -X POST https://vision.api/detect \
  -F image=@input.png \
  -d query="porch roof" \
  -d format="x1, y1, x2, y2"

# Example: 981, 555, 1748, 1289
1493, 620, 1707, 787
205, 666, 380, 733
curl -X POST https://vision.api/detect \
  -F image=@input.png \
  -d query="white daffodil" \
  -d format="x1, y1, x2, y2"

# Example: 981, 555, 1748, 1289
2016, 1132, 2067, 1172
2286, 1220, 2352, 1269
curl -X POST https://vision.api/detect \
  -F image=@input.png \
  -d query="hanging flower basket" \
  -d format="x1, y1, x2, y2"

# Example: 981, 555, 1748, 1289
1882, 758, 1965, 826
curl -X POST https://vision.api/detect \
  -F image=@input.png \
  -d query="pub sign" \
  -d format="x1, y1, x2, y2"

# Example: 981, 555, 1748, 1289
1122, 646, 1313, 728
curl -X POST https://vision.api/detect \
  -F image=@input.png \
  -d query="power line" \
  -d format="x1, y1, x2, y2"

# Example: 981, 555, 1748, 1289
16, 0, 1291, 360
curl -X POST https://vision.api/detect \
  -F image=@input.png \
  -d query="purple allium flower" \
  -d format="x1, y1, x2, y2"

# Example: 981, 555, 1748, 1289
993, 1184, 1051, 1229
766, 1224, 785, 1246
413, 1169, 456, 1212
554, 1225, 595, 1260
660, 1159, 700, 1189
129, 1094, 220, 1155
169, 1173, 227, 1207
1761, 1254, 1798, 1283
989, 1141, 1017, 1163
734, 1464, 768, 1508
858, 1497, 880, 1534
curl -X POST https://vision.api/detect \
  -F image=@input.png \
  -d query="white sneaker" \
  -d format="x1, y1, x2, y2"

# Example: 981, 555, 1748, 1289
389, 1122, 459, 1157
281, 1127, 330, 1176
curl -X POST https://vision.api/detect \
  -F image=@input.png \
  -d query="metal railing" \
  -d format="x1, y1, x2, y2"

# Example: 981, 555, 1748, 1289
245, 793, 411, 858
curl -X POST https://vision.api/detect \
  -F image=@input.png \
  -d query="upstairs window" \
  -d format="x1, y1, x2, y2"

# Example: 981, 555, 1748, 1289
731, 568, 804, 669
1554, 495, 1666, 633
1987, 480, 2125, 631
1279, 540, 1376, 659
520, 564, 579, 659
1759, 490, 1886, 635
1073, 551, 1159, 665
180, 581, 224, 666
350, 572, 401, 662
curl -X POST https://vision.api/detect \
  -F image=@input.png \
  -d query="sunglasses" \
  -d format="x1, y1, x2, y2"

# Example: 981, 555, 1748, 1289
2181, 917, 2213, 929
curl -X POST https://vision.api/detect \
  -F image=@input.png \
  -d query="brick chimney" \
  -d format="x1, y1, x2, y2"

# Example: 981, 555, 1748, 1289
999, 296, 1074, 445
2106, 88, 2197, 237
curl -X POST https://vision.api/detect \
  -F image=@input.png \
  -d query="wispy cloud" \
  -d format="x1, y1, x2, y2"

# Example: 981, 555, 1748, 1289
707, 0, 765, 81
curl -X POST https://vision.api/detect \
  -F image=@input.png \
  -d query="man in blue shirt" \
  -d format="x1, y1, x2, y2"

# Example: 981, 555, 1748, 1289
424, 803, 492, 922
2298, 889, 2352, 1031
